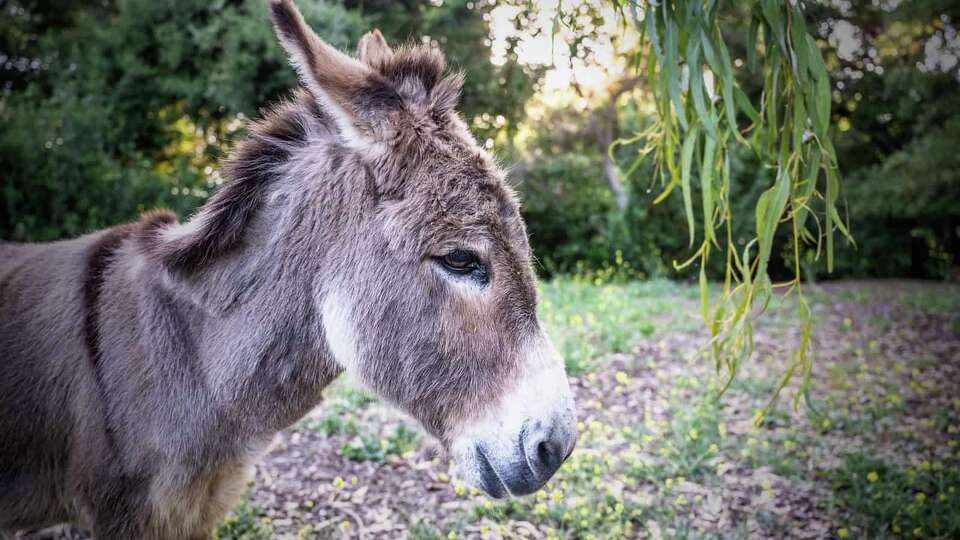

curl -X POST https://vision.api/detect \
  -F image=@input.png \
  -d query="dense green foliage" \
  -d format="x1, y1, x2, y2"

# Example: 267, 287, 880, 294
1, 0, 957, 280
514, 1, 959, 281
1, 0, 536, 240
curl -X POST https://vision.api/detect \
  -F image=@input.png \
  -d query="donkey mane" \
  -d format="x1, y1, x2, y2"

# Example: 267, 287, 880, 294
142, 42, 464, 273
139, 93, 317, 272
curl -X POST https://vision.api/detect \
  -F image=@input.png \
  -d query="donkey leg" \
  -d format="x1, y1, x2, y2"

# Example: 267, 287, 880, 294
77, 473, 151, 540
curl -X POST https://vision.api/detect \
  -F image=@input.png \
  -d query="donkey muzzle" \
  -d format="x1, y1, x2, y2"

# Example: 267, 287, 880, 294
452, 336, 578, 498
475, 414, 577, 497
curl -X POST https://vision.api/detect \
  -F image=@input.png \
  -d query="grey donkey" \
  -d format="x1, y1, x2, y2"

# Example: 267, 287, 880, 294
0, 1, 577, 537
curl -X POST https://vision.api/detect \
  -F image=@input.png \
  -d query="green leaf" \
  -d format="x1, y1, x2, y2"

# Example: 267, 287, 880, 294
805, 34, 828, 82
734, 86, 760, 123
681, 123, 700, 246
813, 72, 831, 138
701, 134, 717, 244
792, 96, 807, 152
664, 15, 688, 131
755, 167, 791, 279
707, 28, 742, 141
687, 31, 718, 140
793, 147, 821, 234
646, 5, 663, 60
747, 15, 759, 71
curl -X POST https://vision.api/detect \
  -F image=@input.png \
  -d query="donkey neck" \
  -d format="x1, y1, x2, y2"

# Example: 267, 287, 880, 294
139, 94, 377, 435
149, 181, 359, 436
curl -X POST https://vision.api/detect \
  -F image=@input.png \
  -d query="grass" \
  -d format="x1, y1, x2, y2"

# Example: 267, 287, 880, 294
829, 453, 960, 538
220, 279, 959, 539
539, 278, 698, 375
213, 502, 272, 540
340, 424, 419, 462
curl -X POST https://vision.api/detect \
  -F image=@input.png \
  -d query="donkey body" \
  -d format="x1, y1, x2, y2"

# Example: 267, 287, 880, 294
0, 2, 576, 538
1, 207, 337, 537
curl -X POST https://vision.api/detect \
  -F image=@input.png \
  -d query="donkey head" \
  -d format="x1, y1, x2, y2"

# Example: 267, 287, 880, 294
267, 0, 577, 497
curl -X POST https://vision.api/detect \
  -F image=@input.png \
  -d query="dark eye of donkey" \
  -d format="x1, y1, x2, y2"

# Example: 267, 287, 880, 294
440, 249, 476, 272
436, 249, 489, 283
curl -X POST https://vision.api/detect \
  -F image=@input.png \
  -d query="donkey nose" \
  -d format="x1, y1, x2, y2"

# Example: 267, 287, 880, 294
523, 418, 576, 484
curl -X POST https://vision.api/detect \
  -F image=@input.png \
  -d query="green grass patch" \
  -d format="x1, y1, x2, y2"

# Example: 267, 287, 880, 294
340, 423, 419, 462
297, 413, 359, 436
212, 502, 271, 540
539, 278, 694, 374
829, 453, 960, 538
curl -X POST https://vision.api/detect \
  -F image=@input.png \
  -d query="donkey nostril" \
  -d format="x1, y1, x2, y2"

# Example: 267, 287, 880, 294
536, 441, 552, 468
533, 439, 561, 474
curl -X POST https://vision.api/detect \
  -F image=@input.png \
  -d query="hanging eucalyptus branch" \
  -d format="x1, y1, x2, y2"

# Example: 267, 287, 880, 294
621, 0, 852, 419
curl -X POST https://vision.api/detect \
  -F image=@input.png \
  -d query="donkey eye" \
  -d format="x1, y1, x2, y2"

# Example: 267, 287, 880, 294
434, 249, 488, 285
440, 249, 477, 272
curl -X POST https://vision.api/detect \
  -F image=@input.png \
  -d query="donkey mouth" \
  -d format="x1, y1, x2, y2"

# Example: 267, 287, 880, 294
474, 444, 552, 498
475, 446, 509, 498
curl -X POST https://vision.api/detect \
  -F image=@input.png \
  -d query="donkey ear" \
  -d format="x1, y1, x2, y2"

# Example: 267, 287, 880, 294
269, 0, 374, 145
357, 29, 394, 68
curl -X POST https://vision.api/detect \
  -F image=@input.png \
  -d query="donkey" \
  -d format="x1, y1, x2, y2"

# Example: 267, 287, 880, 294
0, 1, 577, 538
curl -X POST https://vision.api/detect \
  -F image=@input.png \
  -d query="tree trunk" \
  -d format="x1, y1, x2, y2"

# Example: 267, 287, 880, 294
602, 151, 628, 211
584, 75, 640, 212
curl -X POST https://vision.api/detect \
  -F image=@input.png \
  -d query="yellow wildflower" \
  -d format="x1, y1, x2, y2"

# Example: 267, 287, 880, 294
332, 477, 345, 490
837, 527, 849, 539
867, 471, 879, 483
615, 371, 630, 385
